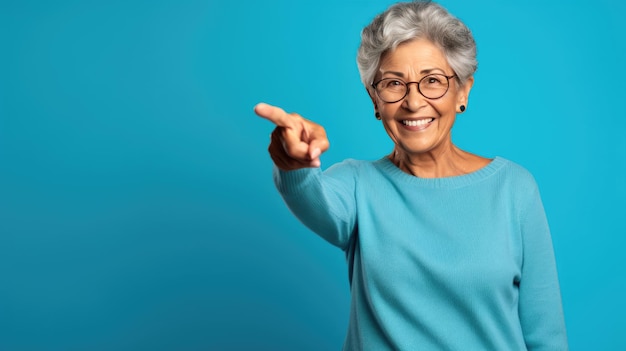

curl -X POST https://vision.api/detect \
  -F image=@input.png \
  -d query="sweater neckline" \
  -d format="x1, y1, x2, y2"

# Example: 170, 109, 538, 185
375, 156, 507, 189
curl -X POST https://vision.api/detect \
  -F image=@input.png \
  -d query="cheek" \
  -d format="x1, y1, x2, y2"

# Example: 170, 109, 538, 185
432, 96, 458, 115
378, 101, 400, 117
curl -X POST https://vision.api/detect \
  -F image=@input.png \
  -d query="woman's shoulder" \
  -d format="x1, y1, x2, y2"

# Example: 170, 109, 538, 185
494, 157, 542, 193
325, 158, 380, 172
322, 158, 389, 183
496, 157, 535, 178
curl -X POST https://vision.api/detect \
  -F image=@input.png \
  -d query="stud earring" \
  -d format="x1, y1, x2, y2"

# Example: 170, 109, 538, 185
375, 112, 381, 119
459, 105, 466, 113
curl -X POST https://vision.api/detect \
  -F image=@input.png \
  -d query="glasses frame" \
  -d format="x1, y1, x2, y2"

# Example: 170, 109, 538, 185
371, 74, 457, 103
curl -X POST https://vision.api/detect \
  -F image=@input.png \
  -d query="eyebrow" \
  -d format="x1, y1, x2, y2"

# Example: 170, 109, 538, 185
381, 68, 446, 77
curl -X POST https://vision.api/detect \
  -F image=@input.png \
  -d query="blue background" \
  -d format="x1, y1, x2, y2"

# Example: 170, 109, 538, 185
1, 0, 625, 350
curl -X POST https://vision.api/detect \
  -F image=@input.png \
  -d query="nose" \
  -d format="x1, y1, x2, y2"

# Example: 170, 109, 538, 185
402, 82, 427, 111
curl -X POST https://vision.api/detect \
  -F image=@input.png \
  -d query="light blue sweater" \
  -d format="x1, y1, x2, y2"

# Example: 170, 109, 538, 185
274, 157, 568, 350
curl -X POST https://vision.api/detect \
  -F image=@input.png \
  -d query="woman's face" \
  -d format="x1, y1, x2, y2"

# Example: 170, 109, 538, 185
369, 39, 473, 157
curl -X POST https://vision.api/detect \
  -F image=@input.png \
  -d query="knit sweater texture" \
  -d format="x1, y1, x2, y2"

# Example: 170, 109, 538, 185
274, 156, 568, 350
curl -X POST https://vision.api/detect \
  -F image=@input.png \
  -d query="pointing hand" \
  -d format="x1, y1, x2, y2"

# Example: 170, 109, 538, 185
254, 103, 329, 170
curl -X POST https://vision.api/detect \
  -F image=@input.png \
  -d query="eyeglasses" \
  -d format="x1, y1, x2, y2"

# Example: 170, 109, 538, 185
371, 74, 456, 102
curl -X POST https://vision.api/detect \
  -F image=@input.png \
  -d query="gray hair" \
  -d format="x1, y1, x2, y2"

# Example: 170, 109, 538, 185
357, 1, 477, 88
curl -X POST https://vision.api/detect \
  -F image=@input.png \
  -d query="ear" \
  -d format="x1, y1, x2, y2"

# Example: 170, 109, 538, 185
457, 76, 474, 112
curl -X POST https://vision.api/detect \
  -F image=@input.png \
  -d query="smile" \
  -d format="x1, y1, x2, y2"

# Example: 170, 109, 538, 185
402, 118, 434, 127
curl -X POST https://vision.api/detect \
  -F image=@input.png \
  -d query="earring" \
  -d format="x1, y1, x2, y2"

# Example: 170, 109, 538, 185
459, 105, 466, 113
375, 112, 381, 119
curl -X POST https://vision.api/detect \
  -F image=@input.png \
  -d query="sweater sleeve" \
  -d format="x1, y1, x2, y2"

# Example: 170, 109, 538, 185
518, 182, 569, 350
273, 161, 358, 250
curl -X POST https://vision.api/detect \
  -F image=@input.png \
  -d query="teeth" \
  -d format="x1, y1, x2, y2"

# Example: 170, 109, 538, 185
403, 118, 434, 127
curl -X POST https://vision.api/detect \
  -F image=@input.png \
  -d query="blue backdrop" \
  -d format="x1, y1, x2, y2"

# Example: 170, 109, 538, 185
1, 0, 625, 350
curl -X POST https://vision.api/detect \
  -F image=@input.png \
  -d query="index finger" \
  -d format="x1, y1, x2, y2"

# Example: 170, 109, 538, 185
254, 102, 294, 128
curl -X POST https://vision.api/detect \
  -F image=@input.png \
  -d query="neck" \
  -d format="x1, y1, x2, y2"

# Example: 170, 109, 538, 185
389, 144, 484, 178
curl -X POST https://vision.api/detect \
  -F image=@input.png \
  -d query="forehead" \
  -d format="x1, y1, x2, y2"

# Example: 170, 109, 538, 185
379, 39, 451, 74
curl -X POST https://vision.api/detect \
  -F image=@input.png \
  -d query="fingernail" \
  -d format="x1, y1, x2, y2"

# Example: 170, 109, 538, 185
310, 147, 321, 159
254, 102, 268, 112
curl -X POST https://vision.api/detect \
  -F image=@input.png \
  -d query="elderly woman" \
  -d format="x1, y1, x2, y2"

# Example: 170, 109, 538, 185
254, 1, 567, 350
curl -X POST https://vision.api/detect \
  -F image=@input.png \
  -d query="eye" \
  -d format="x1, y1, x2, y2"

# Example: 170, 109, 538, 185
379, 79, 405, 90
425, 75, 443, 85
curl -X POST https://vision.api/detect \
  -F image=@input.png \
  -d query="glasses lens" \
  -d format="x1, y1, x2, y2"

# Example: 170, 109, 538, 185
419, 74, 449, 99
376, 78, 407, 103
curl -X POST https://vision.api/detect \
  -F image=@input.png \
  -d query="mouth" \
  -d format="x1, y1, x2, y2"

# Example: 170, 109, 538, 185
401, 118, 435, 130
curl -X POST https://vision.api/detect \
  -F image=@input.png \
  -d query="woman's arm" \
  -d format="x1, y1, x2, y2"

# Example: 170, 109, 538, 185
255, 102, 357, 249
518, 183, 569, 350
273, 163, 357, 250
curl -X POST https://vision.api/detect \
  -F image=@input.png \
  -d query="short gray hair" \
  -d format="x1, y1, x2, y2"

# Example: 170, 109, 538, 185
357, 1, 477, 88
